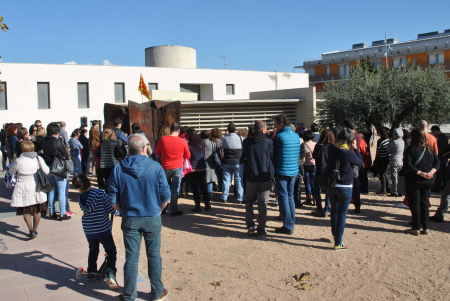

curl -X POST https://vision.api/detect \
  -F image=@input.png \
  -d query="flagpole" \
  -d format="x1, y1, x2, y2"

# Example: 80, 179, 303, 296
385, 32, 388, 68
141, 94, 143, 104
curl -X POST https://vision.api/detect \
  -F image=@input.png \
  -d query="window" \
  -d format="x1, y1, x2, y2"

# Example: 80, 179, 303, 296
114, 83, 125, 103
429, 54, 437, 65
180, 84, 200, 100
305, 69, 315, 76
400, 58, 407, 67
37, 82, 50, 109
339, 65, 349, 78
77, 83, 89, 108
393, 58, 406, 68
226, 84, 235, 95
375, 61, 383, 69
325, 67, 330, 75
438, 53, 445, 63
0, 82, 7, 110
148, 83, 158, 91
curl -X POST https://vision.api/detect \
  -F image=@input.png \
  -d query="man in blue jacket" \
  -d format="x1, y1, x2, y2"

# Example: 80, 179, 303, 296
108, 134, 171, 301
243, 120, 274, 237
272, 114, 300, 235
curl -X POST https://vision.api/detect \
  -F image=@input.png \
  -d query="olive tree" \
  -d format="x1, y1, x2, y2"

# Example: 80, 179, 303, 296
317, 60, 450, 131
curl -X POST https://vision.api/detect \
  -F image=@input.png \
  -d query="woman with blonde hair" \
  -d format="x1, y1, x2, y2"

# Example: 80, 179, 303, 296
10, 141, 49, 239
153, 126, 170, 163
96, 129, 124, 190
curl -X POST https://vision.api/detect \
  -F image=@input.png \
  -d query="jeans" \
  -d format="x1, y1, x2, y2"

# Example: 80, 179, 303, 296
1, 146, 7, 171
82, 154, 91, 174
188, 170, 208, 205
222, 164, 244, 201
406, 182, 432, 230
207, 182, 213, 202
65, 179, 70, 211
87, 235, 117, 273
164, 167, 183, 213
314, 171, 330, 213
71, 156, 82, 176
122, 216, 163, 301
47, 173, 67, 216
435, 180, 450, 219
390, 163, 402, 194
378, 157, 390, 192
294, 173, 303, 207
275, 174, 296, 231
303, 165, 316, 197
328, 187, 352, 246
245, 181, 271, 231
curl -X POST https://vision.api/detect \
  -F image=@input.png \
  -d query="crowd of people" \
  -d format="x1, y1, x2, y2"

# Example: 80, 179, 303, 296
3, 114, 449, 300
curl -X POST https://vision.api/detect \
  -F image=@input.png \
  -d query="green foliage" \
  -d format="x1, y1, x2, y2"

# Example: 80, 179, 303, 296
317, 63, 450, 131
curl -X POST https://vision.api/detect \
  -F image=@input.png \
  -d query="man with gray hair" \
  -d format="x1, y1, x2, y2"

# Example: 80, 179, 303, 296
108, 134, 171, 301
387, 129, 405, 197
59, 121, 69, 148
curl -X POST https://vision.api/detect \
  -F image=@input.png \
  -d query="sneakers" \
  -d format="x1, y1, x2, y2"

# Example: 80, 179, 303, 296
257, 229, 267, 237
404, 229, 420, 236
87, 273, 101, 282
247, 227, 256, 235
334, 244, 348, 251
59, 214, 71, 221
395, 202, 409, 209
274, 226, 293, 235
49, 213, 58, 219
430, 215, 444, 223
105, 268, 119, 290
66, 210, 74, 216
421, 229, 430, 235
155, 288, 169, 301
170, 211, 184, 217
118, 289, 168, 301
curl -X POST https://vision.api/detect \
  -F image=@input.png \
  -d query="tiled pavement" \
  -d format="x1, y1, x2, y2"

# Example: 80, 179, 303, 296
0, 172, 155, 301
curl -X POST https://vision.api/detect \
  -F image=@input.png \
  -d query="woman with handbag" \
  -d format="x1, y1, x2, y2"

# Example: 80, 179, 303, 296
41, 123, 71, 221
10, 141, 50, 239
403, 129, 440, 236
200, 130, 218, 204
326, 128, 362, 251
186, 128, 210, 213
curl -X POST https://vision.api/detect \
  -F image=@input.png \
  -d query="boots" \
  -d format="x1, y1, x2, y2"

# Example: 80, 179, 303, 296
302, 195, 314, 206
191, 201, 201, 213
205, 200, 211, 211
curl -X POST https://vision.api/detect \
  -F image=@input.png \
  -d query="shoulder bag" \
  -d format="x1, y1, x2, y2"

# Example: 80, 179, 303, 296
320, 148, 344, 190
36, 158, 54, 193
211, 141, 222, 167
51, 148, 68, 178
398, 147, 426, 177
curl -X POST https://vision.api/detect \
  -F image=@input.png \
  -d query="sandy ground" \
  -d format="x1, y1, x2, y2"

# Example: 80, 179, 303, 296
67, 174, 450, 301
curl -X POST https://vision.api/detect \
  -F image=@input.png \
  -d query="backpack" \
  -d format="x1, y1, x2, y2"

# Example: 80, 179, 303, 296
211, 141, 222, 167
4, 163, 17, 189
320, 148, 344, 190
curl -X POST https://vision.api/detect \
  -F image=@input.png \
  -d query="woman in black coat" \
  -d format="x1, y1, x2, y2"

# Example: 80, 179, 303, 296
95, 129, 124, 190
403, 129, 440, 236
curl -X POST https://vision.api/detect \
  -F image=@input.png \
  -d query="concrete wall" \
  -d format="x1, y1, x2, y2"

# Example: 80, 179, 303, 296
249, 87, 316, 126
0, 63, 309, 131
149, 90, 198, 101
145, 46, 196, 69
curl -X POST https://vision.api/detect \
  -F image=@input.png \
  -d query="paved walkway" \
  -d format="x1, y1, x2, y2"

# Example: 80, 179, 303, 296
0, 171, 154, 301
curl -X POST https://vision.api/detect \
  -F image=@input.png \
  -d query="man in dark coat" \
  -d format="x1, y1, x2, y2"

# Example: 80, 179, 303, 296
242, 120, 274, 237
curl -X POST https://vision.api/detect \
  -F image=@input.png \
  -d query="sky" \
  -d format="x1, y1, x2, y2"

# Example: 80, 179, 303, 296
1, 0, 449, 72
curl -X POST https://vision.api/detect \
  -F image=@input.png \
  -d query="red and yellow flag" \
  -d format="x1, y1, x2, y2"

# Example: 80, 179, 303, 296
138, 73, 151, 100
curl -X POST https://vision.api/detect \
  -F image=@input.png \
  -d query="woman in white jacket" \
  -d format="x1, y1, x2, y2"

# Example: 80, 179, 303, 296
9, 141, 49, 239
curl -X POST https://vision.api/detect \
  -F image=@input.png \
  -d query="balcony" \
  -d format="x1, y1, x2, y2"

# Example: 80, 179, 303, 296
309, 73, 341, 83
418, 62, 450, 71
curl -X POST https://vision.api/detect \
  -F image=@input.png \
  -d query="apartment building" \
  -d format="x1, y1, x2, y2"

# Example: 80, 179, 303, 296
296, 29, 450, 92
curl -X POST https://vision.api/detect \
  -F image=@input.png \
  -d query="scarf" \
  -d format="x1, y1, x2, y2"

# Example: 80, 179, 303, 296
335, 142, 349, 150
21, 152, 38, 159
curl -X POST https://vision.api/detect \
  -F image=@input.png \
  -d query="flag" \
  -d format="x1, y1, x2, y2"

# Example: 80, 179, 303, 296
138, 73, 151, 100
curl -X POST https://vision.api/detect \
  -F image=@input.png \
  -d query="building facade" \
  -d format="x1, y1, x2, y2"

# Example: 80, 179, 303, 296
0, 57, 308, 131
296, 29, 450, 92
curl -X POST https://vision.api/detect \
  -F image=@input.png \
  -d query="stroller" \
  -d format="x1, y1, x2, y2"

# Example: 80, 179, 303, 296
75, 214, 118, 289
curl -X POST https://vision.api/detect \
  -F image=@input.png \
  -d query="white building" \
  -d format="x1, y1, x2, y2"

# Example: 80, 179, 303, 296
0, 45, 311, 132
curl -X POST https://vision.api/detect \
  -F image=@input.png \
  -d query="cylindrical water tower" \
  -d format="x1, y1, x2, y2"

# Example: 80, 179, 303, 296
145, 45, 196, 68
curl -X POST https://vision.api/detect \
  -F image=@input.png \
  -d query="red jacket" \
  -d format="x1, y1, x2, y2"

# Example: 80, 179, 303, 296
359, 139, 371, 168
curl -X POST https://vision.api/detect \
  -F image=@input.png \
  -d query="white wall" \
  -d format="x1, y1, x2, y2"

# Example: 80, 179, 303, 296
0, 63, 308, 132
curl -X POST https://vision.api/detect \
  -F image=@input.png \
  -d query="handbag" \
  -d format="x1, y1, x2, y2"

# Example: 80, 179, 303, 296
51, 148, 68, 178
211, 141, 222, 167
320, 148, 344, 190
398, 147, 426, 177
182, 158, 192, 178
36, 158, 54, 193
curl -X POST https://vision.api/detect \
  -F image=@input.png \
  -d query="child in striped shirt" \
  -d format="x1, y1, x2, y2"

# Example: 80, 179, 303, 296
72, 174, 118, 290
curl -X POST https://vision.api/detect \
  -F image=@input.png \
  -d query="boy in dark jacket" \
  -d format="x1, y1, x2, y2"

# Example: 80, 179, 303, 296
242, 120, 274, 237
